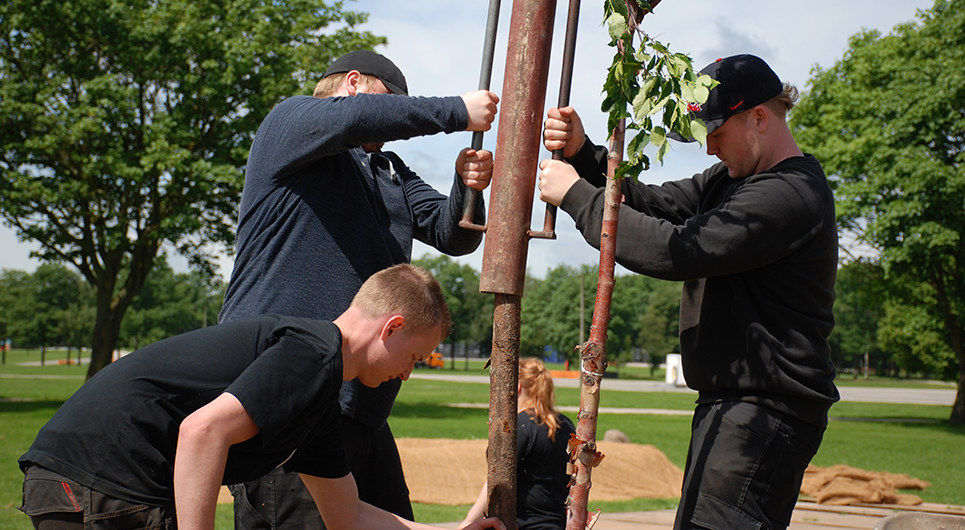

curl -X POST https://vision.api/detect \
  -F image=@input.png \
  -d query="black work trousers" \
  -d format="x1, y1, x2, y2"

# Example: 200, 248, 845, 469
673, 401, 825, 530
20, 465, 175, 530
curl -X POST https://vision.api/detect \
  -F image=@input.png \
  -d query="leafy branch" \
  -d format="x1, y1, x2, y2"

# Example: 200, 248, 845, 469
601, 0, 717, 180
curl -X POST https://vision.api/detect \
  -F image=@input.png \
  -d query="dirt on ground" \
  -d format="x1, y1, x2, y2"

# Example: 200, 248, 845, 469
396, 438, 683, 505
216, 442, 930, 509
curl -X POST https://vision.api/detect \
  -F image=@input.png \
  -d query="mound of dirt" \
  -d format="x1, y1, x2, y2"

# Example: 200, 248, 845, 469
396, 438, 683, 505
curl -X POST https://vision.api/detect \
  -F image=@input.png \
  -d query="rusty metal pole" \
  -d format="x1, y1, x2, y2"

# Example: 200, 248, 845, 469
478, 0, 556, 527
565, 119, 626, 530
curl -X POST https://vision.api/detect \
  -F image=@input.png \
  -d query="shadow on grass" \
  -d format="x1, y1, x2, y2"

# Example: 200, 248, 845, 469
390, 402, 489, 420
0, 401, 65, 414
829, 416, 965, 435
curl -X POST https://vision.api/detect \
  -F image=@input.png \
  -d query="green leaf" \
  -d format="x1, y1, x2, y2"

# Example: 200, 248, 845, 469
651, 126, 667, 147
679, 80, 697, 104
690, 118, 708, 145
627, 130, 652, 157
655, 139, 670, 165
607, 12, 627, 42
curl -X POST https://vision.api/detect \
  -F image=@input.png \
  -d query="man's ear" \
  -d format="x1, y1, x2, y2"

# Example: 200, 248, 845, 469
752, 105, 769, 133
380, 315, 405, 341
345, 70, 363, 96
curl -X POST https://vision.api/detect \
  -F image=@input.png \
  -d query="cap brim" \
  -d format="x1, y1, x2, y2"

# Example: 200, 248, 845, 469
382, 80, 408, 96
667, 116, 726, 143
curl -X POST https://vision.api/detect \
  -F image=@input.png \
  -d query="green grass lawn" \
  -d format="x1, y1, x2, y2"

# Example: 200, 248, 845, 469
392, 378, 964, 523
1, 349, 962, 530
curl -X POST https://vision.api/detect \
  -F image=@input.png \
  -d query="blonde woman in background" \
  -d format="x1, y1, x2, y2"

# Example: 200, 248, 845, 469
461, 358, 577, 530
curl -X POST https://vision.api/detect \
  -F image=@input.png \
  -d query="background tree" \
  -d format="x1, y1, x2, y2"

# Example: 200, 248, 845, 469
414, 255, 493, 366
0, 0, 385, 378
0, 270, 38, 349
608, 274, 679, 372
0, 265, 93, 362
790, 0, 965, 422
30, 264, 93, 363
830, 261, 887, 377
520, 265, 594, 364
119, 258, 225, 351
517, 265, 681, 370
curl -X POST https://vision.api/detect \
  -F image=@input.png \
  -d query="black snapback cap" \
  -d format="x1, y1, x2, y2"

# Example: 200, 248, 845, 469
669, 54, 783, 143
323, 50, 409, 96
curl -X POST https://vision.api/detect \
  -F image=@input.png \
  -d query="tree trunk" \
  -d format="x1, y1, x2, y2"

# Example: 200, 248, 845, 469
951, 349, 965, 424
565, 119, 625, 530
84, 245, 157, 379
87, 289, 126, 378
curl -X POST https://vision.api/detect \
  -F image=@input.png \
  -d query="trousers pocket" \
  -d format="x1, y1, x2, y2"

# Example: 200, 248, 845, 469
21, 466, 84, 516
87, 490, 173, 530
691, 493, 763, 530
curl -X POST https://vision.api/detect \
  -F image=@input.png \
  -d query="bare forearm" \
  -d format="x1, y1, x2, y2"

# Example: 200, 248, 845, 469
173, 431, 229, 530
302, 474, 505, 530
174, 393, 259, 530
460, 482, 489, 529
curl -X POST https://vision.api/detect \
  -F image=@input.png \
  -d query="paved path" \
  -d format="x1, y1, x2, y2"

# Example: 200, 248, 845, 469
409, 372, 957, 406
4, 370, 956, 406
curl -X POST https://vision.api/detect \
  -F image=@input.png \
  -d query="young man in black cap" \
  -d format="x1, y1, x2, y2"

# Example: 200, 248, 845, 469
538, 54, 840, 530
20, 264, 506, 530
219, 49, 499, 530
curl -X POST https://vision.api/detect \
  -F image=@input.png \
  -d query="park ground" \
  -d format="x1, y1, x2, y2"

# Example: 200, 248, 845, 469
1, 350, 963, 530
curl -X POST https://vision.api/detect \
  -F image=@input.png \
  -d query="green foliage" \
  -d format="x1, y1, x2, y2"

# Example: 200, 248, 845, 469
789, 0, 965, 421
830, 261, 887, 373
119, 258, 225, 349
413, 255, 494, 361
519, 265, 680, 366
0, 0, 386, 376
0, 264, 93, 351
520, 265, 593, 361
879, 296, 958, 379
0, 256, 224, 352
601, 0, 716, 177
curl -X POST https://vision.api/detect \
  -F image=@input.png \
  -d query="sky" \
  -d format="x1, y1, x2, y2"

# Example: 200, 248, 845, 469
0, 0, 935, 280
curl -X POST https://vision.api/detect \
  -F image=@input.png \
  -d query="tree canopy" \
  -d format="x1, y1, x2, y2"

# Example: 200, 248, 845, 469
0, 0, 385, 377
790, 0, 965, 422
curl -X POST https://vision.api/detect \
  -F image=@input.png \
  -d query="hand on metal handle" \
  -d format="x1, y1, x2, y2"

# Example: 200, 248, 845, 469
460, 0, 501, 232
460, 130, 488, 231
529, 0, 580, 241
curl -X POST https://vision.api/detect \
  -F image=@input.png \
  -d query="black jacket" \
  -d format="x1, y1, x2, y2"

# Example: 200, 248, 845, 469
560, 139, 839, 425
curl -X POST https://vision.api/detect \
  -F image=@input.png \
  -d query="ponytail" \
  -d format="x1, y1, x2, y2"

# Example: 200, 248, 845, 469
519, 358, 560, 441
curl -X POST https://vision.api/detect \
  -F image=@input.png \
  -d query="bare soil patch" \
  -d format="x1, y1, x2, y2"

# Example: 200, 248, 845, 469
396, 438, 683, 505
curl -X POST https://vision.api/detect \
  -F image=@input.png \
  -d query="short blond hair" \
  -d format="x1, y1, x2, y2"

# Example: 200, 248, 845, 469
313, 72, 382, 98
352, 264, 452, 339
765, 82, 799, 120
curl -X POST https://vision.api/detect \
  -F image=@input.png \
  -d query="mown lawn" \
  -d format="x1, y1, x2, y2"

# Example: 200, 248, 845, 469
1, 349, 962, 529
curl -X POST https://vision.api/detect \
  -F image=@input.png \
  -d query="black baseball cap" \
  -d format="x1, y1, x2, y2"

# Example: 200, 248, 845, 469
669, 54, 783, 143
323, 50, 409, 96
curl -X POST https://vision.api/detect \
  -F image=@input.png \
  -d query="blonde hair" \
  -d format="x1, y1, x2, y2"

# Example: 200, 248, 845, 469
765, 82, 799, 120
313, 72, 382, 98
351, 264, 452, 339
519, 358, 561, 441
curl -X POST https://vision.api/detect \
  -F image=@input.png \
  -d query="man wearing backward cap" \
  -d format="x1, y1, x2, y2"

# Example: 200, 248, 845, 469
538, 54, 840, 530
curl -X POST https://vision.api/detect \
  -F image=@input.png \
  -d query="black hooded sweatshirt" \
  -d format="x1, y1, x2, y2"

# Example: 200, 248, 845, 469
559, 139, 839, 426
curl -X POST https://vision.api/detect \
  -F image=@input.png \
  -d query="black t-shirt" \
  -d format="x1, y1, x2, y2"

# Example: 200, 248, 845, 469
20, 314, 348, 506
516, 410, 576, 530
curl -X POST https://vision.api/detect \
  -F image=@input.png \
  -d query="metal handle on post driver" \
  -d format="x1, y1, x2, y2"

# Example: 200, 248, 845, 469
459, 0, 502, 232
529, 0, 580, 241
